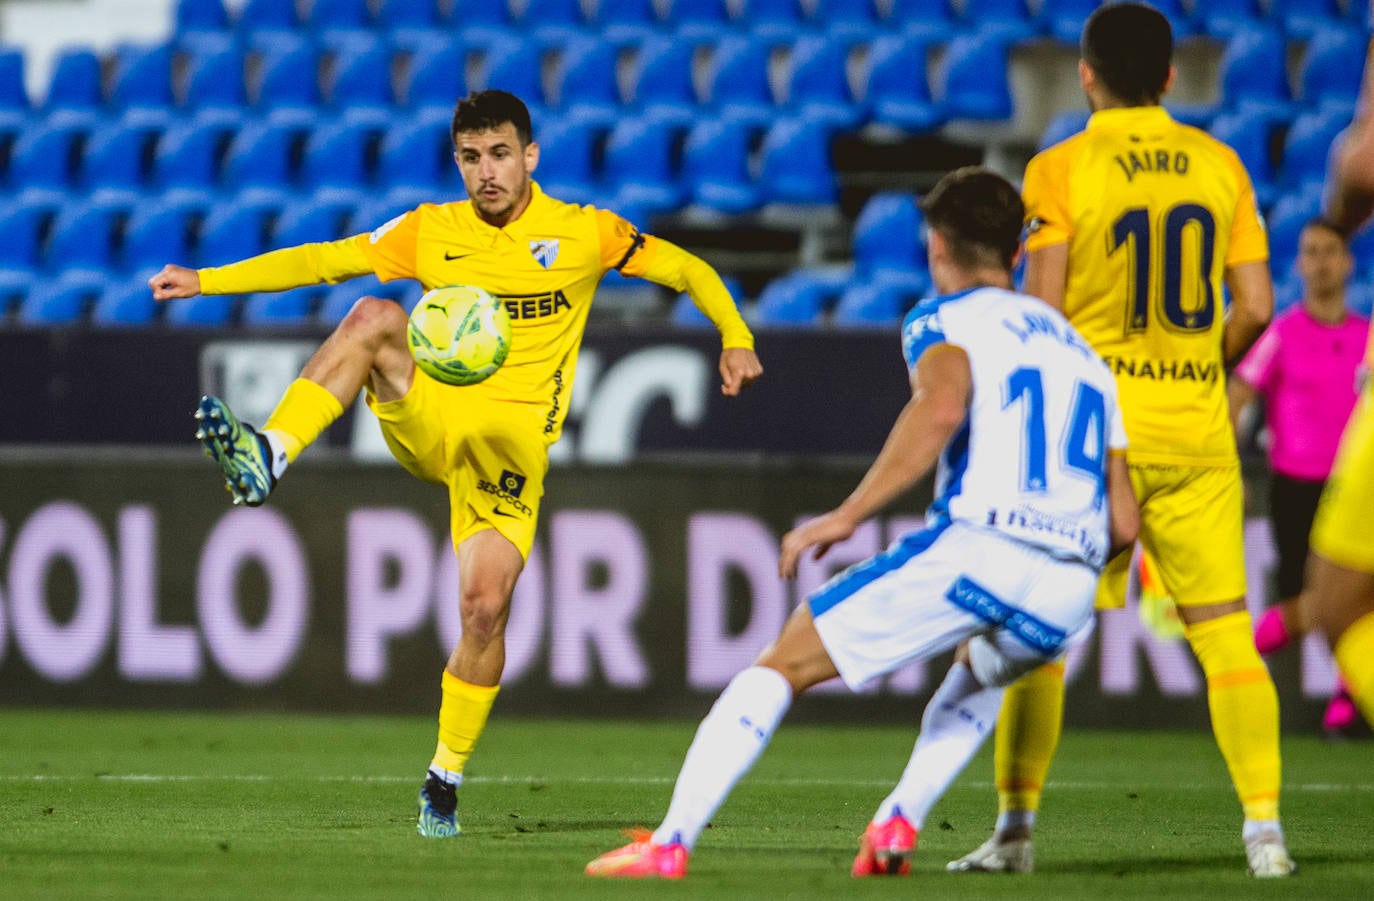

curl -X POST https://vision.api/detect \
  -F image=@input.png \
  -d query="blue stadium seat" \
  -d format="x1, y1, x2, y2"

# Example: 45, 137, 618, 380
308, 0, 371, 32
7, 114, 90, 188
681, 118, 760, 214
182, 44, 246, 110
1143, 0, 1195, 39
1278, 108, 1348, 194
532, 117, 599, 207
165, 292, 239, 326
1208, 111, 1275, 206
555, 39, 621, 128
888, 0, 957, 41
0, 191, 59, 274
122, 195, 205, 273
176, 0, 230, 34
1347, 281, 1374, 318
740, 0, 809, 42
196, 198, 278, 267
273, 198, 353, 246
1264, 188, 1322, 278
753, 273, 832, 325
18, 271, 106, 325
450, 0, 515, 45
809, 0, 880, 41
328, 40, 396, 112
44, 48, 102, 112
223, 119, 306, 189
152, 112, 240, 190
592, 0, 661, 47
665, 0, 732, 40
1038, 0, 1098, 44
0, 47, 26, 117
1215, 25, 1293, 123
959, 0, 1037, 42
1193, 0, 1263, 40
833, 278, 916, 325
378, 0, 443, 49
1299, 25, 1368, 112
93, 281, 161, 327
379, 108, 454, 190
603, 116, 683, 216
109, 43, 174, 111
482, 37, 548, 119
628, 35, 700, 127
243, 286, 326, 326
1038, 108, 1089, 150
938, 34, 1013, 121
349, 191, 424, 237
785, 36, 864, 131
254, 41, 321, 113
302, 118, 381, 190
757, 117, 836, 205
705, 35, 776, 127
1270, 0, 1345, 40
865, 34, 941, 134
852, 192, 926, 278
1350, 223, 1374, 280
49, 193, 130, 275
235, 0, 299, 35
79, 114, 165, 191
405, 37, 466, 112
519, 0, 589, 47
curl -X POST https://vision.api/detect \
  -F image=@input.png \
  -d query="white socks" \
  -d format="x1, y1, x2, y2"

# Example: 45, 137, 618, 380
873, 663, 1004, 829
261, 429, 290, 479
653, 666, 793, 850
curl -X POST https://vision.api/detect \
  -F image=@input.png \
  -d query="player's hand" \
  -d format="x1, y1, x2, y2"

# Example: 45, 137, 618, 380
779, 510, 857, 579
148, 264, 202, 300
719, 347, 762, 397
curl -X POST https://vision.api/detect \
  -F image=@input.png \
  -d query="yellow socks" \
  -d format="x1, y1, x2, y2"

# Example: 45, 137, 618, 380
995, 661, 1066, 817
431, 671, 500, 778
1185, 611, 1281, 821
262, 378, 345, 463
1334, 610, 1374, 729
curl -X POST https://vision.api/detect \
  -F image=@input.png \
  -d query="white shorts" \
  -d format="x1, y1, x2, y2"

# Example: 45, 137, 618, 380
807, 520, 1098, 691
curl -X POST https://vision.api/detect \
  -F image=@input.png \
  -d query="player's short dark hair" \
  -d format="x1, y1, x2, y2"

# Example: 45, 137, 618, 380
1081, 3, 1173, 106
451, 90, 533, 146
920, 167, 1025, 271
1302, 216, 1351, 245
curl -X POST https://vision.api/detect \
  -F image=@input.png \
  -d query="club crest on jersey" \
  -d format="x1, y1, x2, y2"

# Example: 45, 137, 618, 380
530, 239, 559, 269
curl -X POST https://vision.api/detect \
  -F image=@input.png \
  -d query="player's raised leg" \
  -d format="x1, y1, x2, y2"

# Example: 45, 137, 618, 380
196, 296, 410, 506
418, 527, 524, 837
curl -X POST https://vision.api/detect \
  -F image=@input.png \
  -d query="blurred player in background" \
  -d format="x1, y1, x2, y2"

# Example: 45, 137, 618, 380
947, 3, 1293, 878
1228, 218, 1368, 737
586, 168, 1138, 880
148, 90, 762, 838
1305, 16, 1374, 730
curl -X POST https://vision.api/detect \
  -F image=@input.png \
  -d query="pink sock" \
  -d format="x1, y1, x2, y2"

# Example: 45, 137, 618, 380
1253, 607, 1291, 654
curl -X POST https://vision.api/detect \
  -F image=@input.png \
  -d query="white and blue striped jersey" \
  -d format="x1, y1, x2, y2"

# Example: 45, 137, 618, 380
901, 286, 1127, 569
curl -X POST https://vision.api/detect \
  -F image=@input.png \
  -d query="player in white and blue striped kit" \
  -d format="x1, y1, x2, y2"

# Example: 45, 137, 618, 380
587, 168, 1141, 880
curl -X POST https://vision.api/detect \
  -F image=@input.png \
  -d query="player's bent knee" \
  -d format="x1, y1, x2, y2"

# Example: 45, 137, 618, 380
340, 295, 409, 340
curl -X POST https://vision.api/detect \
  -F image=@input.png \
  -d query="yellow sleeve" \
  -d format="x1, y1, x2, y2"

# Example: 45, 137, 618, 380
595, 208, 754, 350
356, 207, 424, 281
198, 236, 375, 295
1022, 145, 1073, 252
1225, 153, 1269, 267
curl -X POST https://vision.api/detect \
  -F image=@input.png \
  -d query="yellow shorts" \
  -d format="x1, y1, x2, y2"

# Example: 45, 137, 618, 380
1311, 390, 1374, 572
1096, 462, 1247, 609
367, 373, 550, 560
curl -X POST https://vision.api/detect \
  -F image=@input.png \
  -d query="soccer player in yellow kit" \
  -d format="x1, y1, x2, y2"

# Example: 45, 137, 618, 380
1307, 23, 1374, 730
148, 90, 763, 838
946, 3, 1293, 878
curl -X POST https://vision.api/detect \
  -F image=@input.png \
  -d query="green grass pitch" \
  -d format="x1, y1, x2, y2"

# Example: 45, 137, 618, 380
0, 709, 1370, 899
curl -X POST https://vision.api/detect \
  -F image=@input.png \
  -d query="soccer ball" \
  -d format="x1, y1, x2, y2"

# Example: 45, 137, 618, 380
407, 285, 512, 386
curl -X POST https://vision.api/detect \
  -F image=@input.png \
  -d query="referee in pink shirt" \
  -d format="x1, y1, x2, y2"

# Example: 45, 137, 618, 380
1229, 218, 1369, 736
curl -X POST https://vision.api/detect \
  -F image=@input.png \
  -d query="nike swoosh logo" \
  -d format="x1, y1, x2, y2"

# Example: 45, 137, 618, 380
444, 251, 475, 261
492, 505, 519, 518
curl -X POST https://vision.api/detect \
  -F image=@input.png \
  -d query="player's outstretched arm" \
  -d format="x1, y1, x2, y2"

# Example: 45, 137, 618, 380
148, 264, 201, 300
779, 344, 970, 578
1105, 451, 1139, 562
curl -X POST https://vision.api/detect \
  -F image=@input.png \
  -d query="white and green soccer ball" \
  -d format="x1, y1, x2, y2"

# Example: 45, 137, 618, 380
406, 285, 512, 386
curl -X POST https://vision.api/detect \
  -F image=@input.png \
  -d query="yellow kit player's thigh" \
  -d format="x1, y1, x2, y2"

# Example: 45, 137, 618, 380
366, 371, 453, 485
447, 399, 549, 561
1312, 393, 1374, 573
1138, 464, 1248, 607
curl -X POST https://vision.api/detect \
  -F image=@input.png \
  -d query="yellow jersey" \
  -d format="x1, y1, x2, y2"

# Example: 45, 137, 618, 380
1023, 106, 1269, 466
199, 182, 753, 441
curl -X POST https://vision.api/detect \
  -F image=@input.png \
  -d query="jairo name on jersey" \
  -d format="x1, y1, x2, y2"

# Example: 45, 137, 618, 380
1104, 355, 1220, 383
501, 290, 572, 320
1113, 149, 1190, 182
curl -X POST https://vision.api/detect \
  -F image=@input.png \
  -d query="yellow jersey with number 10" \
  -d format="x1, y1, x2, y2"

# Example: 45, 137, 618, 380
1022, 106, 1269, 466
